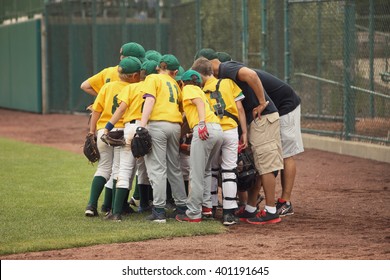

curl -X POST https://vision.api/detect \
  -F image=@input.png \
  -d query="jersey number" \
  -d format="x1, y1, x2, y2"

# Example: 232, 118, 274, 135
166, 82, 179, 104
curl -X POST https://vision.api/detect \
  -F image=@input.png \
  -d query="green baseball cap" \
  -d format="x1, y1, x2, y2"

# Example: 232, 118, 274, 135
118, 56, 142, 74
141, 60, 159, 75
145, 50, 162, 63
217, 51, 232, 62
175, 66, 185, 81
181, 69, 202, 84
159, 54, 180, 71
120, 42, 146, 59
194, 48, 218, 60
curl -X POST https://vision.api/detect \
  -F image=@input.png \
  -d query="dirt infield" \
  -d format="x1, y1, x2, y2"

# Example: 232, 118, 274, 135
1, 108, 389, 260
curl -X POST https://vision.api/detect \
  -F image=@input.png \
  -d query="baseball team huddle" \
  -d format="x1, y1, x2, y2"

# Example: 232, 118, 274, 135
81, 41, 304, 226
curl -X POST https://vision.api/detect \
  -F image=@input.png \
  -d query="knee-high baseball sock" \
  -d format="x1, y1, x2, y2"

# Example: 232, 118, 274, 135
132, 176, 140, 200
166, 180, 173, 203
148, 185, 153, 201
184, 180, 189, 196
102, 187, 113, 210
139, 184, 150, 208
88, 176, 107, 208
123, 189, 130, 208
113, 188, 128, 215
111, 179, 117, 209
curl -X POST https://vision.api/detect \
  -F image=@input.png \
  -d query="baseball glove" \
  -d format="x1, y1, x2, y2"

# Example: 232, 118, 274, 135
179, 133, 193, 156
236, 149, 258, 192
101, 130, 125, 147
83, 133, 100, 163
131, 127, 152, 158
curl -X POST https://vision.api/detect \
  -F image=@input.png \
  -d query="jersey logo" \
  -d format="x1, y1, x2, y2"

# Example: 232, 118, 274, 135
204, 79, 239, 125
111, 94, 119, 114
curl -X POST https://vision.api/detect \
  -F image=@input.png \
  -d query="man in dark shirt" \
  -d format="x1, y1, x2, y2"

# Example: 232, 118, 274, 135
193, 53, 283, 225
195, 48, 304, 220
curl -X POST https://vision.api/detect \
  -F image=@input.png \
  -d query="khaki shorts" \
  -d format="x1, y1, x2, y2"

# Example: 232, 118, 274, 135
280, 105, 304, 158
248, 112, 284, 175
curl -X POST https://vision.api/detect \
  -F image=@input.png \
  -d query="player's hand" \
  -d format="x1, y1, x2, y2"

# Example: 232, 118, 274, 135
239, 134, 248, 151
252, 101, 269, 121
198, 121, 209, 140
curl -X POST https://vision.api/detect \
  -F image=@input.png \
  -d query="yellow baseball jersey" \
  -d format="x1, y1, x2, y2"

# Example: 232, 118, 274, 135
117, 81, 145, 123
88, 66, 120, 93
141, 73, 183, 123
182, 84, 220, 129
203, 76, 244, 131
92, 80, 127, 130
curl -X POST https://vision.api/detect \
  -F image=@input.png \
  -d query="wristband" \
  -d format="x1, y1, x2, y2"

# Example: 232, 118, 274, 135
105, 122, 114, 131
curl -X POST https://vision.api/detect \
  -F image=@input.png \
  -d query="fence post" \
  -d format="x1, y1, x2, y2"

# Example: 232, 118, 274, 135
67, 0, 74, 112
242, 0, 248, 65
261, 0, 268, 70
92, 0, 98, 74
195, 0, 202, 52
343, 0, 356, 139
284, 0, 290, 84
369, 0, 375, 118
316, 1, 323, 117
232, 0, 238, 60
42, 1, 49, 113
120, 0, 127, 47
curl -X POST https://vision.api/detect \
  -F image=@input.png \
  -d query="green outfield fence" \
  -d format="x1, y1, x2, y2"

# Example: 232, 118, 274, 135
0, 0, 389, 146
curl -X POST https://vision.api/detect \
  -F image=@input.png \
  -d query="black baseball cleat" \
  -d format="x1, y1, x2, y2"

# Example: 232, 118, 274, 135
104, 212, 122, 222
222, 213, 239, 226
85, 205, 98, 217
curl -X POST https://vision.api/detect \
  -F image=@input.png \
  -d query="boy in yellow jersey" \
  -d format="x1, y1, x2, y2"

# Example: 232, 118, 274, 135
134, 60, 159, 213
84, 56, 142, 217
81, 42, 146, 214
192, 57, 248, 226
175, 70, 223, 223
139, 54, 188, 223
80, 42, 146, 97
102, 60, 158, 221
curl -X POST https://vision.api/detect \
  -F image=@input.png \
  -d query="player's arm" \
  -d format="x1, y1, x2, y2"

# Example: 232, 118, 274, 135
81, 79, 98, 97
236, 99, 248, 150
89, 110, 101, 135
191, 97, 206, 122
236, 67, 269, 119
104, 101, 128, 134
140, 96, 156, 127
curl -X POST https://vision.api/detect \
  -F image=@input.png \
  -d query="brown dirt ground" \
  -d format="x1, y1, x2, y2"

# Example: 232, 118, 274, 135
0, 108, 389, 260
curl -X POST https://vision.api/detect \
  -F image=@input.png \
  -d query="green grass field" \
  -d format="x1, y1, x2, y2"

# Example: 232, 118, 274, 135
0, 138, 226, 255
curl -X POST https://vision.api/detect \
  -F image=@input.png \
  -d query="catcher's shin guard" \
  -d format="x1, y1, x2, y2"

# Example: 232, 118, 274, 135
221, 168, 238, 209
211, 167, 220, 207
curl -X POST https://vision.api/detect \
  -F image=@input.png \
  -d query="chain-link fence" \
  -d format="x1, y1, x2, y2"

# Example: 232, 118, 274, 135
172, 0, 390, 146
287, 0, 390, 145
1, 0, 389, 145
43, 0, 172, 112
